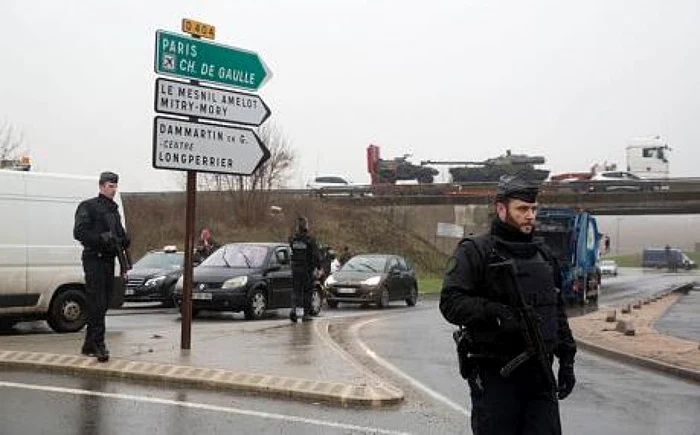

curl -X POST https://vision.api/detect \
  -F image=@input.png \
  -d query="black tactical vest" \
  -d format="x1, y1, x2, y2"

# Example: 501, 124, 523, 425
465, 235, 560, 358
290, 233, 312, 269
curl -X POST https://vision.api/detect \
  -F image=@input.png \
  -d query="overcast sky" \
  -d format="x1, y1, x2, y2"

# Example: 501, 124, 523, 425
2, 0, 699, 192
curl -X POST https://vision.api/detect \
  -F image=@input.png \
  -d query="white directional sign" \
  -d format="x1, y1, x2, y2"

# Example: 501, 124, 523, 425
152, 116, 270, 175
155, 78, 271, 126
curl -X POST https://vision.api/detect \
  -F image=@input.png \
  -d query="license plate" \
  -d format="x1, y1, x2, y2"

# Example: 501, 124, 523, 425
192, 292, 212, 300
337, 288, 355, 294
124, 289, 135, 296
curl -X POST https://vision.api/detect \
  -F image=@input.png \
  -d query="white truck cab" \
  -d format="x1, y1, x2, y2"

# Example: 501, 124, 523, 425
0, 170, 124, 332
626, 136, 671, 179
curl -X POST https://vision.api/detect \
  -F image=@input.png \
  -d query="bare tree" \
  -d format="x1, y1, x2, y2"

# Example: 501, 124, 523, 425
0, 120, 25, 161
193, 121, 296, 224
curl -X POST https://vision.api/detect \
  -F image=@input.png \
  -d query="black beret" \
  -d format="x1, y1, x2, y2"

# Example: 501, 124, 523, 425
495, 175, 539, 203
99, 171, 119, 185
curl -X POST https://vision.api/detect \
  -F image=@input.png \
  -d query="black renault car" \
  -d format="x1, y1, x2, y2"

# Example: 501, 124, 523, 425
124, 246, 184, 306
174, 242, 323, 320
325, 254, 418, 309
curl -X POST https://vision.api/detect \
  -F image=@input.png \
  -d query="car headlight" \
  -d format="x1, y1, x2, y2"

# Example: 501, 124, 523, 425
175, 276, 183, 292
145, 276, 167, 288
361, 276, 382, 286
222, 276, 248, 289
325, 275, 336, 286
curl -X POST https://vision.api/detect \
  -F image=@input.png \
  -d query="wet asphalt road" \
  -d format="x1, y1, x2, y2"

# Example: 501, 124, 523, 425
0, 270, 698, 434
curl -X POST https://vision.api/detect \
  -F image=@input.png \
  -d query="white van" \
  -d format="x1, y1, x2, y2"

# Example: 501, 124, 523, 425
0, 170, 124, 332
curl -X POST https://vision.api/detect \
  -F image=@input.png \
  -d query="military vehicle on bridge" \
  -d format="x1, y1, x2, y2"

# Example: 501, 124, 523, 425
367, 145, 439, 184
422, 150, 550, 183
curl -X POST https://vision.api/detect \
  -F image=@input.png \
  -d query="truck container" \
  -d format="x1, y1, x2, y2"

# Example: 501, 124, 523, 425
535, 208, 601, 305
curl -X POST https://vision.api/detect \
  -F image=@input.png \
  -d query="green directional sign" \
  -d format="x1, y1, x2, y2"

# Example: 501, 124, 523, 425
154, 30, 272, 91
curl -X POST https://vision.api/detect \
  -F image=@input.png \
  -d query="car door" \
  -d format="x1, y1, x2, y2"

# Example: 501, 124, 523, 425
397, 256, 413, 295
266, 247, 293, 308
384, 257, 402, 299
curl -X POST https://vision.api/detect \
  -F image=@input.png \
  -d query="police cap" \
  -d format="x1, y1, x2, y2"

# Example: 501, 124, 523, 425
99, 171, 119, 185
495, 175, 539, 203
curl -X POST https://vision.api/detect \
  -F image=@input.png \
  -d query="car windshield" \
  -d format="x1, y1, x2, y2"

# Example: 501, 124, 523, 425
201, 244, 269, 268
133, 252, 183, 270
342, 255, 388, 273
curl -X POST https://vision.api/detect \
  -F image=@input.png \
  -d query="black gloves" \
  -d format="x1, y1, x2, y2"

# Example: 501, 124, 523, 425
557, 363, 576, 400
484, 302, 521, 333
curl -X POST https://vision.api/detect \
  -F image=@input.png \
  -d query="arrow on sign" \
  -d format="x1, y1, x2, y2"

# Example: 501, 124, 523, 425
152, 116, 270, 175
155, 30, 272, 91
154, 78, 271, 126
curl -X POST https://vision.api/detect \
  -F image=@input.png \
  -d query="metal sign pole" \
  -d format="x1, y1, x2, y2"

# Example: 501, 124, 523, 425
181, 170, 196, 350
180, 31, 203, 351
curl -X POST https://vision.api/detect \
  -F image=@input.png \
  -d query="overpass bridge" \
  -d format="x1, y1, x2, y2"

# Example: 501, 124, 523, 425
321, 179, 700, 215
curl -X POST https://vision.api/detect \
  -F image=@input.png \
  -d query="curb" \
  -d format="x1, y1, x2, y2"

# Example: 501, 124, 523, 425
575, 337, 700, 385
0, 350, 404, 407
575, 281, 700, 385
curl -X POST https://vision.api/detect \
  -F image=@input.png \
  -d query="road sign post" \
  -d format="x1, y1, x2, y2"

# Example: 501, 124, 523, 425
155, 78, 271, 126
155, 30, 272, 91
153, 22, 272, 351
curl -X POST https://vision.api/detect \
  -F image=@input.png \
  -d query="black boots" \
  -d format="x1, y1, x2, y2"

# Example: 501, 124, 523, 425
96, 343, 110, 363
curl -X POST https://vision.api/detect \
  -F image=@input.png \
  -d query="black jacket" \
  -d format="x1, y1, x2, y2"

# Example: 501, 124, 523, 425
289, 231, 320, 272
74, 194, 129, 260
440, 218, 576, 365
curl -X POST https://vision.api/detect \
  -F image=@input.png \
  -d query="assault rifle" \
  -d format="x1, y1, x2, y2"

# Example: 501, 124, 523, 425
487, 259, 557, 393
106, 215, 132, 277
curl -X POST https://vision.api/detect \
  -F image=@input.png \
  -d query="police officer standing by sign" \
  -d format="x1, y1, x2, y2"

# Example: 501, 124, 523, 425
289, 217, 319, 323
74, 171, 130, 362
440, 175, 577, 434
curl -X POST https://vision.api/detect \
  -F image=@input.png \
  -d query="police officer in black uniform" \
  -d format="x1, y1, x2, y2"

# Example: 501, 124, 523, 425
440, 175, 577, 435
289, 217, 319, 323
73, 171, 130, 362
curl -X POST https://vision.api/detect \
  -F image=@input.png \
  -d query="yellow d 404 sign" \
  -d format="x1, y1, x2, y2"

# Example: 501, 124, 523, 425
181, 18, 215, 40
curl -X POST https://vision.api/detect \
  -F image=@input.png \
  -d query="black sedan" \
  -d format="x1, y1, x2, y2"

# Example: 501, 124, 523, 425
174, 243, 323, 320
124, 246, 184, 306
325, 254, 418, 309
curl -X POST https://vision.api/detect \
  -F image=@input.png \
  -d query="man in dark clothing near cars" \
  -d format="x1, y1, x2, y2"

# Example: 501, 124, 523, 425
440, 175, 577, 435
289, 217, 320, 323
73, 171, 130, 362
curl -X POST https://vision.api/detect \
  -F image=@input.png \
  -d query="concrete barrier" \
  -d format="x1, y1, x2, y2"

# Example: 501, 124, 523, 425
632, 301, 642, 309
621, 304, 631, 314
615, 320, 635, 336
605, 310, 617, 323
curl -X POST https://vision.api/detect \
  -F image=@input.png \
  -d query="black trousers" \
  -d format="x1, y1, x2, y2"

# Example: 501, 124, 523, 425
468, 366, 561, 435
291, 268, 313, 313
83, 257, 114, 349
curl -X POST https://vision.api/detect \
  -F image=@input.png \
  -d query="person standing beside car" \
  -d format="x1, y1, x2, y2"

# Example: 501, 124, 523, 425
289, 217, 320, 322
194, 227, 220, 264
440, 175, 577, 435
73, 171, 130, 362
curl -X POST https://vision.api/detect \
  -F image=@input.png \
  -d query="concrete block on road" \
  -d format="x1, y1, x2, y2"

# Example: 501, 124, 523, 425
621, 304, 631, 314
605, 310, 617, 323
615, 320, 635, 336
643, 299, 651, 305
632, 301, 642, 309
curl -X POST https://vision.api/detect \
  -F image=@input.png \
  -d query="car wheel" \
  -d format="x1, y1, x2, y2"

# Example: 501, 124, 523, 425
47, 288, 88, 333
244, 288, 267, 320
377, 287, 390, 309
309, 287, 323, 316
405, 285, 418, 307
162, 286, 177, 308
0, 319, 18, 331
327, 300, 339, 309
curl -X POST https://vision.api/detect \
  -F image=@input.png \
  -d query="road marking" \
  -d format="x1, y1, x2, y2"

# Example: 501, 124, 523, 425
352, 317, 471, 417
0, 380, 410, 435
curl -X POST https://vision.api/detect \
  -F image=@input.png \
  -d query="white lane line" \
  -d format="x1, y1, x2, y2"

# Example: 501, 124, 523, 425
0, 380, 410, 435
351, 317, 471, 417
